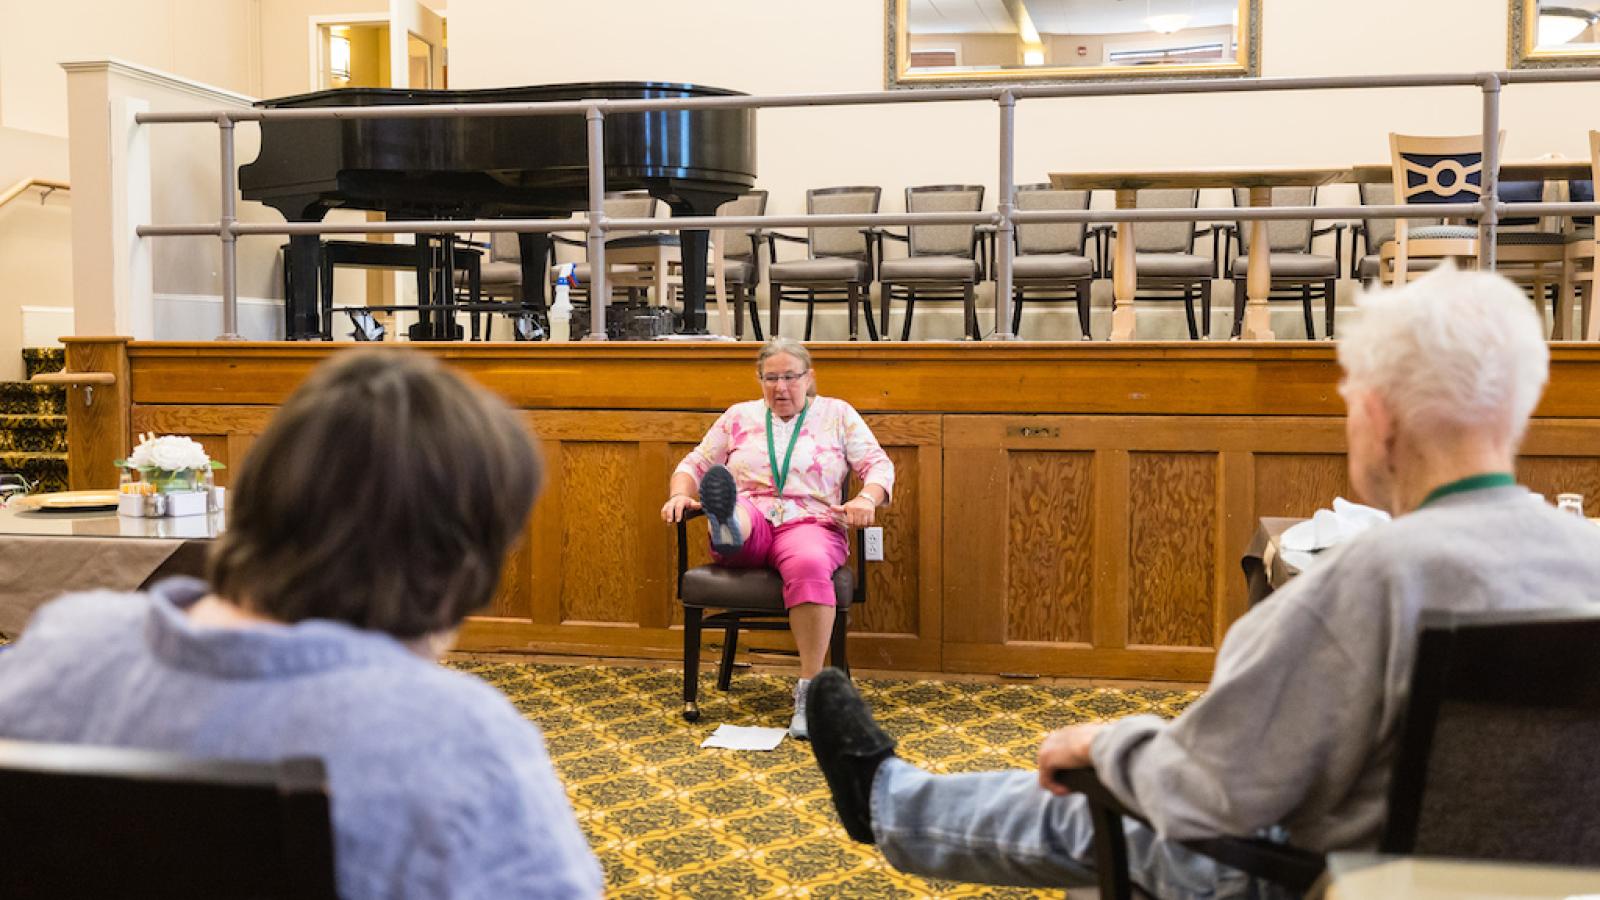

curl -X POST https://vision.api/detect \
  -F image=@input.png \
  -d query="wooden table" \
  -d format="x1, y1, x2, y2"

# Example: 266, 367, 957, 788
1050, 167, 1351, 341
1320, 852, 1600, 898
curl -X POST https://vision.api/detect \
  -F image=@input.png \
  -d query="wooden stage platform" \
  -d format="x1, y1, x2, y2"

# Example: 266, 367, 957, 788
58, 339, 1600, 682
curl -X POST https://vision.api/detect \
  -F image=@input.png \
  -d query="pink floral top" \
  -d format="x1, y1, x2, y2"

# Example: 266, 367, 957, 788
675, 397, 894, 528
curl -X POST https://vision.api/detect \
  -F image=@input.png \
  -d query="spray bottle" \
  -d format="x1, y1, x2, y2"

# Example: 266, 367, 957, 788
550, 262, 575, 342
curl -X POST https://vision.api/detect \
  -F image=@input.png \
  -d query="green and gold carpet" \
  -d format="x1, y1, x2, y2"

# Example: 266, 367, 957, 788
455, 660, 1197, 899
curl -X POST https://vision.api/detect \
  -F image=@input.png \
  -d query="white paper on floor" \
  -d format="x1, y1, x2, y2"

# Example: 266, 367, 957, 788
699, 724, 788, 751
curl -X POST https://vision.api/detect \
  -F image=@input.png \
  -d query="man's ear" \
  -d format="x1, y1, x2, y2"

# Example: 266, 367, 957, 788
1362, 391, 1398, 465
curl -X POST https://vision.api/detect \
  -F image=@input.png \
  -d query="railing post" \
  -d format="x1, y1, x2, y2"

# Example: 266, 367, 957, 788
216, 114, 243, 340
584, 105, 608, 341
1479, 72, 1501, 272
992, 89, 1016, 341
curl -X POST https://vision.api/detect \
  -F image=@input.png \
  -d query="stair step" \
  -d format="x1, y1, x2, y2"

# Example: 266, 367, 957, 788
22, 347, 66, 382
0, 451, 67, 494
0, 414, 67, 454
0, 382, 66, 416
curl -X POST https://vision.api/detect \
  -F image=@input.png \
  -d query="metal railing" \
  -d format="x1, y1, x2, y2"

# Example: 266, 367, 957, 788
135, 67, 1600, 341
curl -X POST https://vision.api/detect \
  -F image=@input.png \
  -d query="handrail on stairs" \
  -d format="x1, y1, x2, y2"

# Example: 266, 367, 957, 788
0, 178, 69, 210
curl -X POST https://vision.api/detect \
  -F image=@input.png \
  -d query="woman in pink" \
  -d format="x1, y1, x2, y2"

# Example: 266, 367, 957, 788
661, 337, 894, 739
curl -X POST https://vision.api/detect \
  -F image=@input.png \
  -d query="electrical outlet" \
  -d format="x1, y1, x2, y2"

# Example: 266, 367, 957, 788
863, 526, 884, 562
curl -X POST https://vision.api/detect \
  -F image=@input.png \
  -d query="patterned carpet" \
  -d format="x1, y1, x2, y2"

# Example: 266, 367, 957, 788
453, 659, 1198, 899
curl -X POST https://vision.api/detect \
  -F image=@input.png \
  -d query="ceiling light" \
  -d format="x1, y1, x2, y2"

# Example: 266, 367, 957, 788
1145, 13, 1191, 33
1023, 48, 1045, 66
1539, 6, 1597, 45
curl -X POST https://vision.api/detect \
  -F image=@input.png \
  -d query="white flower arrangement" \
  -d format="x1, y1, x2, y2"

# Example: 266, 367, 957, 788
116, 433, 224, 490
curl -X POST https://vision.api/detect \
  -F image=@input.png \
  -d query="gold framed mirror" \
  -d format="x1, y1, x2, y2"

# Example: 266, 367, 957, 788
887, 0, 1261, 87
1510, 0, 1600, 68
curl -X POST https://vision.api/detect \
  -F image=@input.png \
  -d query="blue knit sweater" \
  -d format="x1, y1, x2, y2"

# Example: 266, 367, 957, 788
0, 579, 602, 899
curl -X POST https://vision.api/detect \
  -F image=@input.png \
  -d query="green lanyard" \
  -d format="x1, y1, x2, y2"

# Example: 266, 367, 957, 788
766, 400, 811, 498
1417, 472, 1516, 510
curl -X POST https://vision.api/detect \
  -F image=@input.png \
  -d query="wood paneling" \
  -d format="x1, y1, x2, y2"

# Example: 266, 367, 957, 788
1005, 451, 1095, 644
63, 338, 130, 490
1254, 453, 1353, 518
66, 340, 1600, 682
1128, 453, 1216, 648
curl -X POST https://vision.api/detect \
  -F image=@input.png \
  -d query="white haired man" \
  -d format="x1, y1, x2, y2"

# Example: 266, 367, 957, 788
806, 267, 1600, 899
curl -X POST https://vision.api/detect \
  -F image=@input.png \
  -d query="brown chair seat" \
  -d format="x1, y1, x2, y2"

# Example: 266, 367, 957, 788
1013, 253, 1094, 280
878, 255, 980, 282
680, 565, 854, 613
769, 257, 870, 283
1359, 254, 1440, 280
1229, 253, 1340, 279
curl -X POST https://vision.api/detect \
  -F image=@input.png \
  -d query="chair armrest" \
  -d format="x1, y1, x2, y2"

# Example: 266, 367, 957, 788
764, 230, 808, 264
549, 233, 586, 247
1053, 766, 1325, 898
871, 228, 910, 243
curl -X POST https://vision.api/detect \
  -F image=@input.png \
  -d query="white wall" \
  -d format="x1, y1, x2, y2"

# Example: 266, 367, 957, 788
447, 0, 1600, 339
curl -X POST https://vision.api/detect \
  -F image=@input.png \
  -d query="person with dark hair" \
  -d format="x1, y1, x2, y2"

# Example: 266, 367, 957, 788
0, 350, 601, 899
662, 336, 894, 738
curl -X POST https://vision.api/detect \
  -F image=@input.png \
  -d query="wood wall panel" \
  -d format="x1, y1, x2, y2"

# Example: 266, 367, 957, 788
78, 342, 1600, 682
1254, 454, 1352, 518
1005, 451, 1095, 644
1517, 456, 1600, 517
556, 442, 640, 625
1128, 453, 1216, 649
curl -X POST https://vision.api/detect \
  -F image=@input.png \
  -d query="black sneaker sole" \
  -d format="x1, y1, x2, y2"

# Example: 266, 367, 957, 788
807, 669, 896, 844
700, 465, 744, 554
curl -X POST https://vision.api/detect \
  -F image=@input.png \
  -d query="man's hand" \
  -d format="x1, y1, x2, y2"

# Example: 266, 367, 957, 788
661, 494, 701, 523
829, 496, 877, 528
1036, 722, 1108, 795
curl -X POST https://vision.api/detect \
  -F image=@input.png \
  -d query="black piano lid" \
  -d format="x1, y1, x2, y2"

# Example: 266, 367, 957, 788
255, 81, 749, 108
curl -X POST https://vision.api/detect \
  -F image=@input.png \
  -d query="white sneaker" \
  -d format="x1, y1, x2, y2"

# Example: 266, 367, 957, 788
790, 678, 810, 740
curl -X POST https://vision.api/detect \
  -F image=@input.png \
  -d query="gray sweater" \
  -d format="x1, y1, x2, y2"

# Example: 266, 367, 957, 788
1091, 486, 1600, 851
0, 579, 603, 900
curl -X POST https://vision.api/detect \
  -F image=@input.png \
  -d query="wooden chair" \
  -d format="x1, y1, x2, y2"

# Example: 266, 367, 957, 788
767, 186, 882, 341
0, 739, 337, 899
1105, 189, 1218, 340
1383, 133, 1565, 313
699, 190, 768, 340
1557, 131, 1600, 341
1007, 183, 1097, 339
673, 485, 867, 722
878, 184, 987, 341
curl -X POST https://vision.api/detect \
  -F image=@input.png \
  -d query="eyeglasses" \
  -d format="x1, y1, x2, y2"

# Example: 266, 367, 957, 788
759, 371, 808, 385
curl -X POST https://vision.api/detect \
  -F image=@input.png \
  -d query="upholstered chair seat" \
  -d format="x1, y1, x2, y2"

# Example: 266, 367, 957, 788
1115, 252, 1213, 278
877, 256, 980, 282
680, 566, 854, 614
1229, 253, 1339, 279
1013, 253, 1094, 279
769, 257, 870, 283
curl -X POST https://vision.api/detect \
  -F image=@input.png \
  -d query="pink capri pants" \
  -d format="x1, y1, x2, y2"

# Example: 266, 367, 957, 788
711, 496, 848, 609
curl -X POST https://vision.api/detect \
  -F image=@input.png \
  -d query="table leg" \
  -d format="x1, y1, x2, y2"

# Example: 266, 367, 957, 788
1110, 188, 1138, 341
1242, 186, 1277, 341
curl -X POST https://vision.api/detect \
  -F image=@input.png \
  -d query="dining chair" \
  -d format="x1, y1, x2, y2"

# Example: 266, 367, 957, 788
767, 186, 881, 341
1223, 186, 1343, 339
1008, 183, 1097, 339
878, 184, 987, 341
1557, 133, 1600, 341
1106, 189, 1217, 340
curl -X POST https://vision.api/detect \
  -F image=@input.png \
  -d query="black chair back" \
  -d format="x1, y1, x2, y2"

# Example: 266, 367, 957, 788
1382, 607, 1600, 866
0, 739, 338, 899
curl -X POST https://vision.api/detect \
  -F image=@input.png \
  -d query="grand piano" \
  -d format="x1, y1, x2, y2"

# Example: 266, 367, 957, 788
239, 82, 757, 340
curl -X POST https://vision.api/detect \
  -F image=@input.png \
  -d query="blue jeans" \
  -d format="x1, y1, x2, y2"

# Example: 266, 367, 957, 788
871, 759, 1292, 900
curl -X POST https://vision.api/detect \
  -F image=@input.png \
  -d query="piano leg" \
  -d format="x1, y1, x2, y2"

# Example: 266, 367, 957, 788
517, 233, 551, 315
284, 235, 325, 341
410, 238, 434, 341
678, 228, 710, 335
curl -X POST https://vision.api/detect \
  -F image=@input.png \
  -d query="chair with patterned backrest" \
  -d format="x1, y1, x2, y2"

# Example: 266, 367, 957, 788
672, 483, 867, 722
767, 186, 881, 341
1224, 186, 1343, 339
0, 739, 338, 899
1558, 132, 1600, 341
1108, 189, 1217, 340
1385, 133, 1566, 326
878, 184, 987, 341
1352, 180, 1441, 286
1008, 183, 1096, 339
1381, 606, 1600, 866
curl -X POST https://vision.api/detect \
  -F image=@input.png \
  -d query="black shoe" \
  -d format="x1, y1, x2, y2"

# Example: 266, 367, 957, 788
700, 465, 744, 554
806, 668, 897, 844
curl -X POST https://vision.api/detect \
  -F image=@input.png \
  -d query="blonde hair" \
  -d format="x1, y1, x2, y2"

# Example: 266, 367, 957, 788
756, 337, 817, 397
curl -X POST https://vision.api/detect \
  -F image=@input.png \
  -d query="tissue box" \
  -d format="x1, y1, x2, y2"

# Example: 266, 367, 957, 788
117, 494, 151, 517
163, 490, 209, 518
